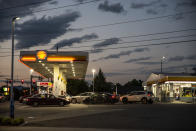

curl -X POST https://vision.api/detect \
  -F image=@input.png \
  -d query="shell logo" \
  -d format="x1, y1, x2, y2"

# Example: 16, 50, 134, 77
37, 51, 47, 60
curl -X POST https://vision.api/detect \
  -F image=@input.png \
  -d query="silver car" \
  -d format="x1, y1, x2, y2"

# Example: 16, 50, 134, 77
71, 92, 95, 104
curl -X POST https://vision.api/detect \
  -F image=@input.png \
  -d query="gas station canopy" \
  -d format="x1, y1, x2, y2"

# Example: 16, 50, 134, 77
19, 51, 89, 79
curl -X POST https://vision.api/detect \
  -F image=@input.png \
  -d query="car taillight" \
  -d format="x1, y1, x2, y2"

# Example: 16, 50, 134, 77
147, 94, 151, 97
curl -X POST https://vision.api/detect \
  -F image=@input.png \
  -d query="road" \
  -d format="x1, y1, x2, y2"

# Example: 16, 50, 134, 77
0, 101, 195, 131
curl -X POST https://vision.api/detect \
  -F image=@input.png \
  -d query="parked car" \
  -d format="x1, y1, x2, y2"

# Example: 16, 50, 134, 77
71, 92, 119, 104
24, 94, 69, 106
58, 94, 72, 103
19, 94, 32, 103
100, 92, 119, 104
71, 92, 95, 104
0, 93, 6, 102
120, 91, 154, 104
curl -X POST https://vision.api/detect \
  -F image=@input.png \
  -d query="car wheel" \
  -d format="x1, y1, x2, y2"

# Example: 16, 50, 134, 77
71, 99, 77, 104
148, 99, 153, 104
122, 98, 128, 104
83, 98, 90, 104
141, 98, 147, 104
33, 102, 39, 107
59, 101, 64, 106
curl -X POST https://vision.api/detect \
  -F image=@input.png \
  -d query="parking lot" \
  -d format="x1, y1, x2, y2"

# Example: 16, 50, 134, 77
0, 101, 196, 131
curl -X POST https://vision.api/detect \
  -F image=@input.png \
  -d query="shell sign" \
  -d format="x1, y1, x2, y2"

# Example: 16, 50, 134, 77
37, 50, 47, 60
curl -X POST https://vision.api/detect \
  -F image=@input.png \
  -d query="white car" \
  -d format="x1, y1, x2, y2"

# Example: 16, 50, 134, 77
71, 92, 95, 104
120, 91, 154, 104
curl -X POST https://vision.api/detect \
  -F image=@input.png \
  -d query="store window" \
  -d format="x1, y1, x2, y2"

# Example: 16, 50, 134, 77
182, 87, 192, 97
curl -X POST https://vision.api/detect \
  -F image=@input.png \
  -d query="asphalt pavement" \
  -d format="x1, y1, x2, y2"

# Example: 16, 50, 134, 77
0, 101, 195, 131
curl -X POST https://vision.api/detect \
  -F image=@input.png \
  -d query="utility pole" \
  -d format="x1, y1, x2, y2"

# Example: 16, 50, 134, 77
56, 44, 58, 53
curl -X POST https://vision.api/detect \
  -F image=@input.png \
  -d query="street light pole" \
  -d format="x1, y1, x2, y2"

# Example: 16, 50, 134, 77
10, 16, 20, 119
92, 69, 96, 92
30, 69, 34, 95
161, 56, 166, 73
116, 84, 118, 95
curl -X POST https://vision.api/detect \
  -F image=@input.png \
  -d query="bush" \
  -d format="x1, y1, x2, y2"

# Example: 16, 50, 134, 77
0, 116, 3, 122
1, 117, 12, 125
0, 117, 24, 126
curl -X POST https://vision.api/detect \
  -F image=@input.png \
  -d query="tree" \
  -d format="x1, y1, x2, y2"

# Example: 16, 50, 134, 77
94, 68, 109, 92
123, 79, 144, 94
192, 67, 196, 76
67, 79, 89, 96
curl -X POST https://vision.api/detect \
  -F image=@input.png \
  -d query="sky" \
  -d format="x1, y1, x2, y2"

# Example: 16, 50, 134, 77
0, 0, 196, 84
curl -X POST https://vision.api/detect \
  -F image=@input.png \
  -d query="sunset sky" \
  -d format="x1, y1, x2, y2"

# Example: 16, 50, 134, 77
0, 0, 196, 84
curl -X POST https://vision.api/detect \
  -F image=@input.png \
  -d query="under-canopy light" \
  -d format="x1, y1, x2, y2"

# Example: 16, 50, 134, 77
47, 56, 75, 62
21, 56, 36, 61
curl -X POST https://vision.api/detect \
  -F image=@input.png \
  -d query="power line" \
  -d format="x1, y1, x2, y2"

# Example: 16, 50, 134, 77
0, 0, 101, 18
1, 31, 196, 52
8, 27, 196, 38
0, 0, 49, 11
59, 33, 196, 49
1, 27, 195, 50
84, 39, 196, 53
0, 39, 195, 57
78, 10, 196, 30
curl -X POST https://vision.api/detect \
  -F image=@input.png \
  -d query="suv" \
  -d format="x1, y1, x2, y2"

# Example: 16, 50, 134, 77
120, 91, 154, 104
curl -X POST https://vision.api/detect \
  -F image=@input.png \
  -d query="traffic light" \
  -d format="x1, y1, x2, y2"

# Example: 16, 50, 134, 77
21, 79, 24, 84
32, 79, 36, 84
9, 80, 12, 84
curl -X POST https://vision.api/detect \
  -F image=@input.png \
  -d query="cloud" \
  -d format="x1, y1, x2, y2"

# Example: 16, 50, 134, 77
134, 47, 149, 52
98, 0, 125, 14
169, 55, 196, 62
176, 0, 196, 8
51, 33, 98, 49
169, 56, 184, 62
124, 57, 152, 63
0, 0, 52, 42
186, 55, 196, 60
92, 47, 149, 62
15, 11, 81, 49
130, 0, 167, 15
161, 64, 196, 73
136, 61, 160, 65
104, 72, 130, 77
146, 9, 158, 15
49, 1, 58, 5
130, 0, 160, 9
93, 38, 120, 48
90, 49, 103, 54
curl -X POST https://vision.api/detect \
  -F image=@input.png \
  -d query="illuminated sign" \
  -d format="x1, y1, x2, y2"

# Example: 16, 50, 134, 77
37, 51, 47, 60
21, 56, 36, 61
37, 82, 53, 87
3, 87, 7, 92
47, 56, 75, 62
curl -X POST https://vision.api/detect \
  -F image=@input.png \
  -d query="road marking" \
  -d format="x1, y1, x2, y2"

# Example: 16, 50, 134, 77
59, 108, 70, 111
111, 109, 126, 111
27, 116, 35, 119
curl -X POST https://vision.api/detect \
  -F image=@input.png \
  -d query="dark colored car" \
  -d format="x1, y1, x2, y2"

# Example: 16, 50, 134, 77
19, 94, 32, 103
71, 92, 119, 104
0, 93, 6, 102
24, 94, 69, 107
101, 93, 119, 104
